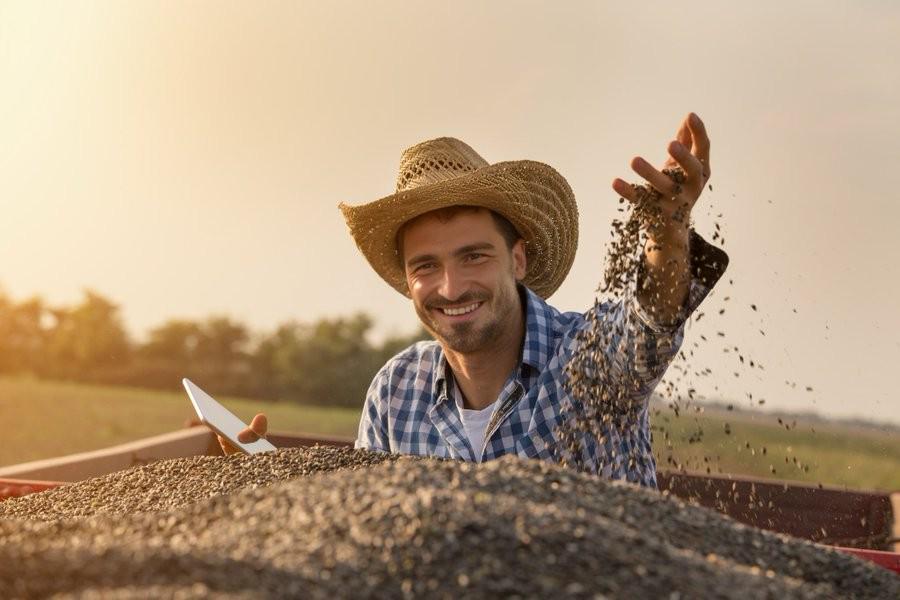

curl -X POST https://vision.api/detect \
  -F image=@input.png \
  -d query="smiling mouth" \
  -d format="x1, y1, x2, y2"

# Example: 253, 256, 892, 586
435, 301, 483, 317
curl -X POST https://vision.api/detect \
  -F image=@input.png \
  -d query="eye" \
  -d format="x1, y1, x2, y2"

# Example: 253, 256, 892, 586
413, 262, 436, 274
465, 253, 486, 262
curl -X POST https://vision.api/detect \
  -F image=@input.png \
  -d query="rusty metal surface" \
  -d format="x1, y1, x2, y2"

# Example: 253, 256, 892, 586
658, 470, 896, 551
0, 427, 215, 482
834, 547, 900, 575
0, 478, 66, 501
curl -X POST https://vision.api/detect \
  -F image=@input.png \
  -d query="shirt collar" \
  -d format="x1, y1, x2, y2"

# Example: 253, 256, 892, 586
432, 285, 555, 402
433, 349, 452, 402
519, 285, 553, 372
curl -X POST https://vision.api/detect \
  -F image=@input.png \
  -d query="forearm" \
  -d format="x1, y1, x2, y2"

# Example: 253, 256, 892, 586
636, 223, 691, 325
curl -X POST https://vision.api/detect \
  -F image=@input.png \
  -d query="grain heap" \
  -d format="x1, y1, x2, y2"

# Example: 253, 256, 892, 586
1, 448, 897, 599
0, 446, 395, 521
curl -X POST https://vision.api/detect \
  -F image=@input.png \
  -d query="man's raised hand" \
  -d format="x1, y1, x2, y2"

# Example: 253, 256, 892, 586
610, 112, 713, 324
612, 112, 711, 227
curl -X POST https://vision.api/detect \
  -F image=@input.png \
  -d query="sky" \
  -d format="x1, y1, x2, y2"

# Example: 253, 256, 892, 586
1, 1, 898, 425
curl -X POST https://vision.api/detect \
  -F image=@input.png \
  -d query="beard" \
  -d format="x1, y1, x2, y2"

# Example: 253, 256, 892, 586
414, 278, 520, 354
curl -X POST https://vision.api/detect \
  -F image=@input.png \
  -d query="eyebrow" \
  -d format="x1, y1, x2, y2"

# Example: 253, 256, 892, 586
406, 242, 497, 268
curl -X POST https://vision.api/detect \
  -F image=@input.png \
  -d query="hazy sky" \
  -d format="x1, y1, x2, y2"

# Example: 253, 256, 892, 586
1, 1, 898, 425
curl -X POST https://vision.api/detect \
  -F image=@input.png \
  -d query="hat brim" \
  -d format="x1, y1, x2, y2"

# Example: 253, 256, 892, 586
339, 160, 578, 299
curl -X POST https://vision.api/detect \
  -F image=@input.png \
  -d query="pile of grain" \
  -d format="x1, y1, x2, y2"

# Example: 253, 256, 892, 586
1, 448, 896, 598
0, 446, 394, 521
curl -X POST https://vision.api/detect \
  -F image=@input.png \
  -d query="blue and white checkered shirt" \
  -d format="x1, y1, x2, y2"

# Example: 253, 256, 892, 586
356, 232, 728, 487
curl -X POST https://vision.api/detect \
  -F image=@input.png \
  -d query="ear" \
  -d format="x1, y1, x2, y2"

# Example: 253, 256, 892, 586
511, 239, 527, 280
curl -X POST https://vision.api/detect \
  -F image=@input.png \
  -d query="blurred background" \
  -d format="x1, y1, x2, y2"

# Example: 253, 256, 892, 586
1, 1, 897, 488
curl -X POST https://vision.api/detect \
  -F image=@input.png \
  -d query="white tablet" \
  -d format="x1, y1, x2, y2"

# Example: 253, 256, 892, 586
183, 378, 277, 455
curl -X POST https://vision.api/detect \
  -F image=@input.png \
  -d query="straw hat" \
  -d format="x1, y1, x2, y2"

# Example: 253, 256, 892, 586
338, 137, 578, 299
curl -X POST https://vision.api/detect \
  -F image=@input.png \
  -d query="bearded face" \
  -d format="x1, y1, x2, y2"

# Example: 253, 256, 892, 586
401, 208, 527, 355
413, 268, 520, 353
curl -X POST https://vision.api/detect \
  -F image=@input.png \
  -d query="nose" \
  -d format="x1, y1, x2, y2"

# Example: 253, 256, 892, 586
438, 263, 467, 302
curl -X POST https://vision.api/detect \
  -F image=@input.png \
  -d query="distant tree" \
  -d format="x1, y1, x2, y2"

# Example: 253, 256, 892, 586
193, 316, 252, 394
194, 317, 250, 368
300, 313, 380, 407
0, 293, 48, 374
140, 320, 202, 364
132, 316, 251, 394
251, 313, 379, 407
125, 319, 205, 389
250, 321, 304, 400
43, 290, 131, 379
0, 282, 431, 407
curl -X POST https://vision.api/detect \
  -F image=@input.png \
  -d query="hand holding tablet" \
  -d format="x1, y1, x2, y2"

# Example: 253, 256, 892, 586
183, 378, 276, 455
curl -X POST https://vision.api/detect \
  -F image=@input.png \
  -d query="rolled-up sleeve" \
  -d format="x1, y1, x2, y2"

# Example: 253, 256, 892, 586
577, 230, 729, 399
632, 229, 730, 333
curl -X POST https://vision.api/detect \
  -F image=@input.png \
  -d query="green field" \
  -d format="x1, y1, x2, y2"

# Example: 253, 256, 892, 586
652, 404, 900, 491
2, 377, 898, 491
0, 376, 360, 467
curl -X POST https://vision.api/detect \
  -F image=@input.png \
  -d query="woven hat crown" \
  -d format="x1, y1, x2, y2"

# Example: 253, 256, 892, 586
396, 138, 489, 192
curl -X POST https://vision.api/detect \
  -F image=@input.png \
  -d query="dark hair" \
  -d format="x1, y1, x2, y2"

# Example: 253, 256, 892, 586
488, 210, 522, 250
396, 206, 522, 259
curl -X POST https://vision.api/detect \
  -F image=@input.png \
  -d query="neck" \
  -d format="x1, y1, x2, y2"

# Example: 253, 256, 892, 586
442, 298, 526, 411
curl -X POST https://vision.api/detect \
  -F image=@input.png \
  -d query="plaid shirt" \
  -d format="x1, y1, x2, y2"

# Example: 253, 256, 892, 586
356, 232, 728, 487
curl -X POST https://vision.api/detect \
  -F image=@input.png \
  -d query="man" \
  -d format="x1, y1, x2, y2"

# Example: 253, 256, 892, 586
221, 113, 727, 487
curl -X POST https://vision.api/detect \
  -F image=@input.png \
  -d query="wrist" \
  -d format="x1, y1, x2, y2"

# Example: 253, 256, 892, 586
646, 222, 690, 247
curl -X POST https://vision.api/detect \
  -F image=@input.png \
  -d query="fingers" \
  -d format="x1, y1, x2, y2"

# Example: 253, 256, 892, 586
667, 140, 704, 181
687, 112, 710, 178
217, 434, 240, 455
251, 413, 268, 437
664, 117, 694, 169
614, 112, 711, 203
217, 413, 268, 455
612, 177, 637, 202
676, 116, 694, 148
236, 428, 258, 443
238, 413, 268, 443
630, 156, 680, 197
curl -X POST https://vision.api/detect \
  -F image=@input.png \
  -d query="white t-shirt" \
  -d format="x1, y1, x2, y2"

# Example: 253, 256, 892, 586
452, 378, 497, 462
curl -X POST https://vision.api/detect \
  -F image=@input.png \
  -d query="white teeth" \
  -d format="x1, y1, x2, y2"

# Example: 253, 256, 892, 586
441, 302, 480, 316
